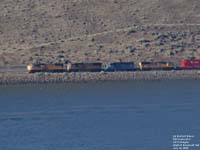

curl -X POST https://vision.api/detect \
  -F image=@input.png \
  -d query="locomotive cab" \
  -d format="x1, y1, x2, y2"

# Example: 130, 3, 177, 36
27, 63, 46, 73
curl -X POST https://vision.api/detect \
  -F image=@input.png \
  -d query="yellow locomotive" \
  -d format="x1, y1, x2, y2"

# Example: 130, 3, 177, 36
27, 64, 45, 73
27, 63, 67, 73
67, 63, 102, 72
138, 61, 174, 70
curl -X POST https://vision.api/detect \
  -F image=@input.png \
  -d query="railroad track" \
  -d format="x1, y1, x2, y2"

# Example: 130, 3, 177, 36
0, 66, 27, 73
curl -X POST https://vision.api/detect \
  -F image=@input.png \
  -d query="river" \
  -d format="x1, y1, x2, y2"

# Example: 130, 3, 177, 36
0, 80, 200, 150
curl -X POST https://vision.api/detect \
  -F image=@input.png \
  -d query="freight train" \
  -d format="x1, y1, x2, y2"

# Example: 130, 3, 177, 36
27, 59, 200, 73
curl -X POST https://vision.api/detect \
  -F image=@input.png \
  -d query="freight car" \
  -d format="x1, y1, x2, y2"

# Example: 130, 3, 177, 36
138, 61, 174, 70
27, 63, 67, 73
67, 62, 102, 72
102, 62, 135, 71
181, 59, 200, 69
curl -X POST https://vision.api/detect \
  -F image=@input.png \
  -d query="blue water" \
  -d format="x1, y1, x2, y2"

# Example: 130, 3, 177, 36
0, 80, 200, 150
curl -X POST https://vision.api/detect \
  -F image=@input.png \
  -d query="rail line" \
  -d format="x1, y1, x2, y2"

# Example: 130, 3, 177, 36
0, 66, 27, 73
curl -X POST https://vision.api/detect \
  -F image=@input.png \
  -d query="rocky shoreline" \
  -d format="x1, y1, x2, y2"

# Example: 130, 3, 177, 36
0, 70, 200, 85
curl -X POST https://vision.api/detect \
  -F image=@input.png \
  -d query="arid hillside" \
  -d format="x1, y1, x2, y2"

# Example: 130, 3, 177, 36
0, 0, 200, 65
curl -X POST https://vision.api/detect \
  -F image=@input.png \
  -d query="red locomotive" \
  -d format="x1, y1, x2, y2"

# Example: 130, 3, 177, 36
181, 59, 200, 69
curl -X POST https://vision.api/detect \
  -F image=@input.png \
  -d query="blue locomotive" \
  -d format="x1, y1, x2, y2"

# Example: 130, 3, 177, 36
102, 62, 135, 72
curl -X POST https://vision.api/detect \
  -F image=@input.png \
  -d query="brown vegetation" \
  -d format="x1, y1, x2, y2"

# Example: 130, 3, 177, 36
0, 0, 200, 66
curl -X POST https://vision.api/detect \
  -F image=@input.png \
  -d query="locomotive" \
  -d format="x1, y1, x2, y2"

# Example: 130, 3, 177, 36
102, 62, 135, 72
27, 63, 67, 73
67, 63, 102, 72
181, 59, 200, 69
138, 62, 174, 70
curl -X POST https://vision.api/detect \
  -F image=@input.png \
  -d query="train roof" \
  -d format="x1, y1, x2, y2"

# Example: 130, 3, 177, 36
140, 61, 172, 64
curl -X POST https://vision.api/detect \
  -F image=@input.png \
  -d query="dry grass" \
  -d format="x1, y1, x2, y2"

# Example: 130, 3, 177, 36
0, 0, 200, 65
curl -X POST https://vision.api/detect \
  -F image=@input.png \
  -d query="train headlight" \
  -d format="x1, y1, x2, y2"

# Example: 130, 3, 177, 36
27, 65, 33, 71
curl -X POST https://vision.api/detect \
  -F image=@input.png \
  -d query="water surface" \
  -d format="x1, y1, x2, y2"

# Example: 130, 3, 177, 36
0, 80, 200, 150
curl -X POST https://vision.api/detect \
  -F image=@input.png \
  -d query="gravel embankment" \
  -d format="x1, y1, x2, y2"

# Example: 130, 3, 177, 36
0, 70, 200, 85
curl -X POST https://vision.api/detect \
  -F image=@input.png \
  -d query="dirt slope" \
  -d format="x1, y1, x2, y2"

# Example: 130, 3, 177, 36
0, 0, 200, 65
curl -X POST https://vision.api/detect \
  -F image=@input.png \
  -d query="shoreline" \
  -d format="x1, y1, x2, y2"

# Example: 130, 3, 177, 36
0, 70, 200, 85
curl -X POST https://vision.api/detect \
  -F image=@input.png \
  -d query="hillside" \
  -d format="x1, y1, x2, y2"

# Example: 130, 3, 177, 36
0, 0, 200, 65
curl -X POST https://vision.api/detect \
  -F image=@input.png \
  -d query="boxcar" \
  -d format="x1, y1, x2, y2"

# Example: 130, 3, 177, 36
102, 62, 135, 72
181, 59, 200, 69
67, 63, 102, 72
139, 61, 174, 70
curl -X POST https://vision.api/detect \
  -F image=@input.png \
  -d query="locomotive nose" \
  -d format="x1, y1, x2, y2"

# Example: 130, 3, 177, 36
27, 65, 33, 71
